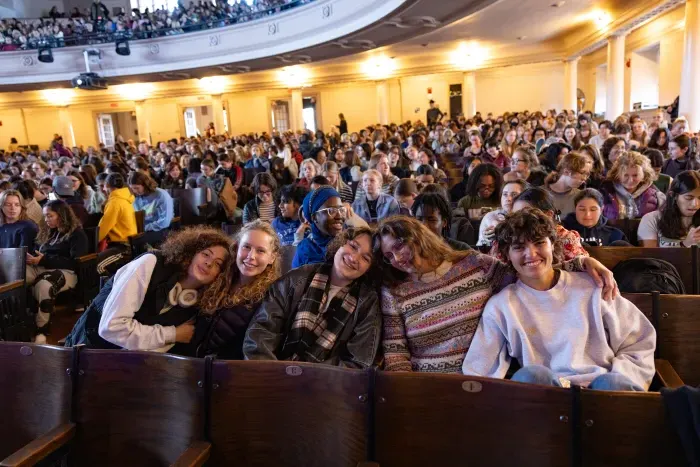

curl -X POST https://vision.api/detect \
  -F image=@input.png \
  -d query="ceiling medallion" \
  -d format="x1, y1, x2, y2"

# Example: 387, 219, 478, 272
149, 44, 160, 55
332, 39, 376, 50
21, 55, 34, 67
382, 16, 441, 29
161, 72, 191, 80
275, 54, 312, 64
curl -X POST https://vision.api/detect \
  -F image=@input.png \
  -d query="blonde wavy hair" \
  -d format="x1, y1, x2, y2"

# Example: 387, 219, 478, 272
200, 220, 281, 313
606, 150, 657, 187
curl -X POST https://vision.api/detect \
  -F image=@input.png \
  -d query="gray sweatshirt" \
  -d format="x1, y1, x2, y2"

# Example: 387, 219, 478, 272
462, 271, 656, 390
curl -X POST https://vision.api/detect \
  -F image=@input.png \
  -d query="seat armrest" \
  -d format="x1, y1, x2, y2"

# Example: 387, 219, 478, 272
0, 280, 24, 294
0, 422, 75, 467
655, 359, 684, 389
170, 441, 211, 467
76, 253, 98, 263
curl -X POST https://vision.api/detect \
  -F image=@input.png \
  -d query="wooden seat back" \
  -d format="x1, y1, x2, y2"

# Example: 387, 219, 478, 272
579, 389, 685, 467
0, 343, 73, 460
279, 245, 297, 275
0, 280, 30, 341
374, 372, 571, 467
586, 246, 698, 294
135, 210, 145, 234
656, 294, 700, 386
71, 349, 206, 466
605, 218, 641, 245
171, 188, 209, 226
208, 360, 369, 467
0, 247, 26, 285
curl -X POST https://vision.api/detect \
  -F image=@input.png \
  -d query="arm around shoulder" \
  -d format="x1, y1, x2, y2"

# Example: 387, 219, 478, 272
242, 275, 291, 361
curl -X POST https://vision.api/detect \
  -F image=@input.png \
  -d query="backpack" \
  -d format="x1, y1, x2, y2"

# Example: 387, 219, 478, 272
612, 258, 686, 295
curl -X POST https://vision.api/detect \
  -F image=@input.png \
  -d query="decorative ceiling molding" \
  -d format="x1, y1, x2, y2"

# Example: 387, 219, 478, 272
382, 16, 441, 29
569, 0, 685, 59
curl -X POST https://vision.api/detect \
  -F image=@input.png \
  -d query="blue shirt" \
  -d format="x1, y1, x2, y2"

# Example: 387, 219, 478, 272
133, 188, 174, 232
271, 216, 301, 246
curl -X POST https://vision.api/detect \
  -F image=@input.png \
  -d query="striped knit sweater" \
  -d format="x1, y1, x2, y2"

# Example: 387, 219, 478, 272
381, 251, 585, 373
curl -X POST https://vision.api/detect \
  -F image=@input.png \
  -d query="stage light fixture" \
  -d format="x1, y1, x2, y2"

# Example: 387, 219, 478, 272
38, 46, 53, 63
115, 38, 130, 56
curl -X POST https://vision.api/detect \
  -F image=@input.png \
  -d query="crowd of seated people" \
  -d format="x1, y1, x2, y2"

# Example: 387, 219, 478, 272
0, 0, 308, 51
2, 104, 698, 394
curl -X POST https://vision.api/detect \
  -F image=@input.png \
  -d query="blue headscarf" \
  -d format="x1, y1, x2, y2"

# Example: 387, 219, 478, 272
292, 186, 341, 268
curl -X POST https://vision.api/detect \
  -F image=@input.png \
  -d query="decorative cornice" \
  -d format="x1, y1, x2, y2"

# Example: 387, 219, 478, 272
568, 0, 685, 58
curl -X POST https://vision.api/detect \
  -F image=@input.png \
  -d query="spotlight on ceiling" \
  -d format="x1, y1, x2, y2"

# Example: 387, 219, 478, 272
37, 46, 53, 63
115, 38, 130, 56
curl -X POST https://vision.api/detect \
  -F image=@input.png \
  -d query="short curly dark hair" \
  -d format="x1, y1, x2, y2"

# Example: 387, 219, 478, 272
324, 226, 378, 285
494, 208, 563, 267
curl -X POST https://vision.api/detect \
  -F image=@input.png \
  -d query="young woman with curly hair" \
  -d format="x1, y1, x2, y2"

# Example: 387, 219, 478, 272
180, 220, 281, 358
27, 200, 89, 343
64, 226, 232, 352
463, 208, 655, 392
600, 151, 665, 220
244, 226, 381, 368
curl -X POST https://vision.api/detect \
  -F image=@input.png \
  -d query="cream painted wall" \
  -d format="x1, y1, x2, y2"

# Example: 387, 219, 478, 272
23, 108, 61, 149
594, 64, 607, 115
659, 29, 683, 107
475, 62, 565, 115
148, 101, 181, 142
0, 109, 28, 148
629, 51, 660, 109
69, 108, 99, 149
398, 73, 461, 123
113, 111, 139, 142
226, 92, 271, 135
577, 63, 597, 113
317, 82, 376, 132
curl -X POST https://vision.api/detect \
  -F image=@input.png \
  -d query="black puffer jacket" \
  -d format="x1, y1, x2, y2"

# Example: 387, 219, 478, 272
189, 303, 259, 359
242, 264, 381, 369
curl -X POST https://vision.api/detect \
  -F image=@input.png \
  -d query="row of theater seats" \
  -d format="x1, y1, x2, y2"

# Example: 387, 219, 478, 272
0, 341, 686, 467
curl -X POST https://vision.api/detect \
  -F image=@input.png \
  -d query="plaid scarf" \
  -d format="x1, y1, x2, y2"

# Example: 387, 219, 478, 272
281, 262, 361, 363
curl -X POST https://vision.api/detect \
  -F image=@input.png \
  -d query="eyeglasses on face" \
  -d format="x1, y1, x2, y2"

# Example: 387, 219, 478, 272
315, 206, 347, 217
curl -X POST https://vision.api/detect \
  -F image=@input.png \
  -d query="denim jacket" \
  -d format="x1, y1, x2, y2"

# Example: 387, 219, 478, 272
352, 193, 400, 224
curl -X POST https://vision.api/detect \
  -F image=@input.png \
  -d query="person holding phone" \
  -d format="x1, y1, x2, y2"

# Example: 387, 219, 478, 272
638, 171, 700, 247
477, 180, 528, 246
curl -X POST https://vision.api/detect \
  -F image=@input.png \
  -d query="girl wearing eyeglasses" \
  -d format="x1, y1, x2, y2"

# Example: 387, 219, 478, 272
244, 226, 380, 368
242, 172, 280, 224
377, 216, 618, 374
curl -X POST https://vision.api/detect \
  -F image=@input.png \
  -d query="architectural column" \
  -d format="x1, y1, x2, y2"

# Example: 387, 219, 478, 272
211, 94, 227, 135
680, 0, 700, 131
290, 89, 304, 132
563, 58, 579, 113
134, 100, 153, 145
376, 81, 389, 125
605, 34, 625, 120
462, 72, 476, 119
57, 108, 76, 148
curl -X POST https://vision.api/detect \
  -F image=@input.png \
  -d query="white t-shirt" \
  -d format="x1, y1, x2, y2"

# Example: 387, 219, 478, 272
637, 211, 684, 247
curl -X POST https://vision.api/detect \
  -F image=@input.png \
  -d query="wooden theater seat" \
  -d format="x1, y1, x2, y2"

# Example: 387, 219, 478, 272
0, 280, 30, 342
655, 294, 700, 386
279, 245, 297, 275
0, 343, 75, 466
70, 349, 209, 467
373, 371, 571, 467
135, 210, 146, 234
579, 388, 685, 467
208, 360, 370, 467
585, 246, 698, 294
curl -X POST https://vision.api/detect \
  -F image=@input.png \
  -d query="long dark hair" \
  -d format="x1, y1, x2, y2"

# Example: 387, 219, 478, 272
657, 171, 700, 240
648, 128, 671, 152
464, 163, 501, 203
37, 199, 81, 245
513, 187, 559, 222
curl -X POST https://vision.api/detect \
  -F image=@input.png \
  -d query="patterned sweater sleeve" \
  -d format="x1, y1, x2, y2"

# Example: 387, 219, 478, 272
381, 287, 413, 372
559, 227, 589, 260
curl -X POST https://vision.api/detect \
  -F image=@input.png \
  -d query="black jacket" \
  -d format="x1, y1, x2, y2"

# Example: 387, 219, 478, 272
243, 264, 381, 369
38, 228, 89, 270
186, 303, 260, 359
562, 212, 627, 247
64, 252, 196, 349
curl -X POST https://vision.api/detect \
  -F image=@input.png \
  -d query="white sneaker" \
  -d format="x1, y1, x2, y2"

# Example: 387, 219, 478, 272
34, 334, 47, 345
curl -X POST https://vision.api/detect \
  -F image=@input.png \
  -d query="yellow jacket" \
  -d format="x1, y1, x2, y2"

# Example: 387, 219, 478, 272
98, 187, 137, 243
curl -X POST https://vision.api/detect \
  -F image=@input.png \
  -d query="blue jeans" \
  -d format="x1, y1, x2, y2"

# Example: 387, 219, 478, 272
512, 365, 644, 391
